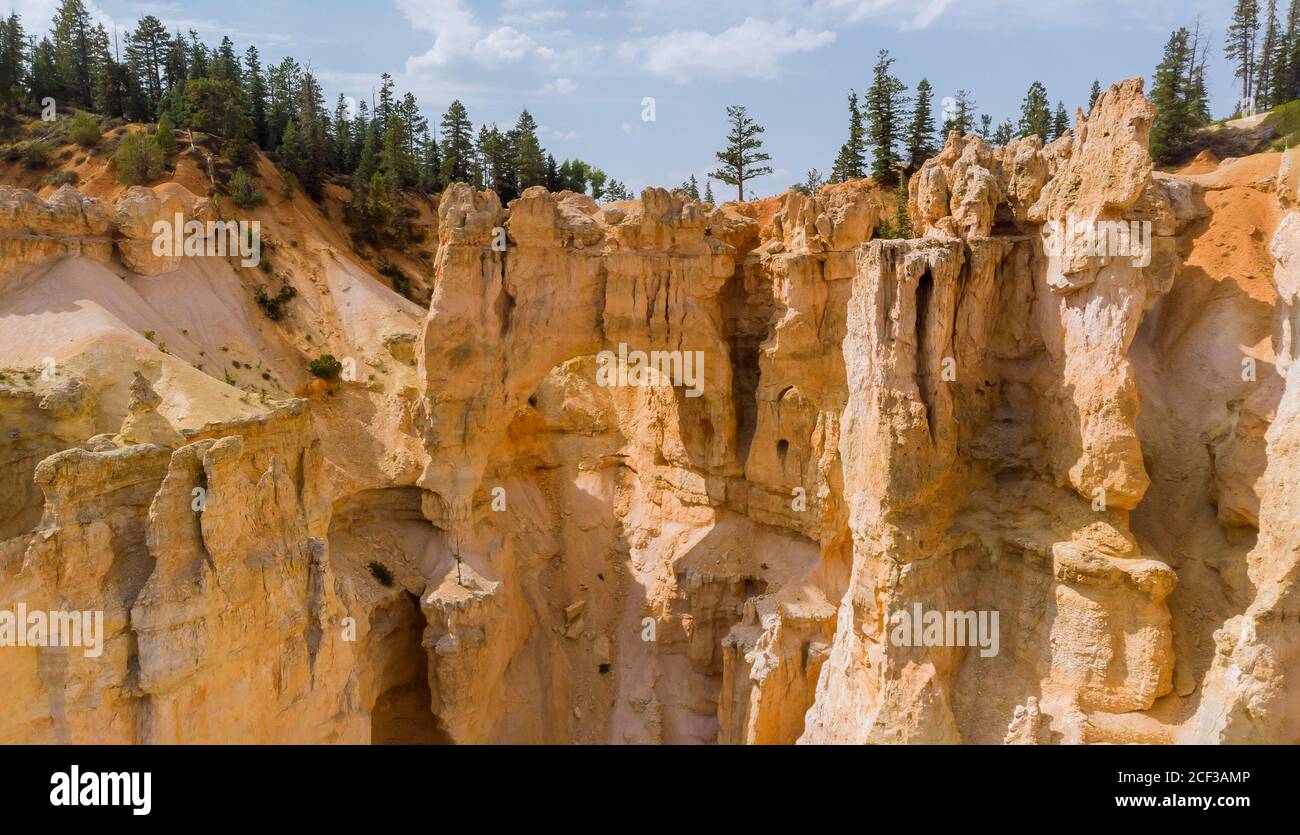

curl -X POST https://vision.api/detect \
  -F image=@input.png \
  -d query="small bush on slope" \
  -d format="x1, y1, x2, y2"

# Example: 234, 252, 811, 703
68, 112, 101, 147
228, 167, 266, 208
114, 131, 164, 185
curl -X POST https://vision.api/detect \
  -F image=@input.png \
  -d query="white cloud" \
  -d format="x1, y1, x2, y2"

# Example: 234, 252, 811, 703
500, 4, 568, 27
471, 25, 539, 65
822, 0, 955, 28
399, 0, 555, 73
629, 18, 836, 82
11, 0, 115, 35
542, 77, 578, 95
901, 0, 955, 30
540, 125, 579, 141
624, 0, 958, 32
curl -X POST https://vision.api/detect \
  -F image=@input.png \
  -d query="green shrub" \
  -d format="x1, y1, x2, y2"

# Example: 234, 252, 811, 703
41, 170, 77, 187
343, 168, 410, 248
308, 354, 343, 380
68, 112, 101, 147
114, 132, 164, 185
154, 113, 178, 156
227, 167, 265, 208
21, 141, 50, 169
184, 78, 255, 166
255, 284, 296, 320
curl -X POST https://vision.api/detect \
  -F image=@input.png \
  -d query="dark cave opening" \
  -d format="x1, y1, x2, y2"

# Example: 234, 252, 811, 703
915, 269, 936, 439
370, 592, 452, 745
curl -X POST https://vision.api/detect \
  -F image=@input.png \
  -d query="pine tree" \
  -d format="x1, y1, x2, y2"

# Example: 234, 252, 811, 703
942, 89, 976, 136
93, 58, 132, 119
1088, 80, 1102, 113
799, 169, 824, 195
512, 109, 546, 191
184, 77, 255, 165
1051, 101, 1070, 140
979, 113, 992, 138
993, 118, 1014, 146
679, 175, 700, 199
864, 50, 909, 186
347, 99, 368, 174
544, 154, 561, 191
709, 104, 773, 201
1018, 81, 1052, 138
420, 126, 441, 191
187, 31, 208, 79
373, 86, 416, 189
1258, 0, 1281, 108
567, 160, 593, 193
266, 57, 301, 154
400, 93, 426, 179
1275, 2, 1299, 103
164, 31, 187, 91
831, 89, 866, 182
331, 94, 351, 173
127, 16, 168, 117
472, 124, 489, 188
29, 37, 59, 105
280, 117, 305, 180
355, 113, 381, 184
1150, 28, 1195, 162
439, 99, 474, 185
376, 72, 395, 128
378, 111, 406, 187
905, 78, 937, 170
212, 36, 239, 83
0, 14, 27, 107
588, 168, 607, 200
244, 46, 268, 148
294, 71, 328, 198
704, 180, 715, 204
52, 0, 95, 107
477, 124, 517, 200
154, 111, 177, 155
1226, 0, 1262, 107
346, 164, 406, 248
1187, 18, 1213, 124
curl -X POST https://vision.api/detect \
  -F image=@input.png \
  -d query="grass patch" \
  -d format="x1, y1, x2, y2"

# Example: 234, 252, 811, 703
1264, 100, 1300, 150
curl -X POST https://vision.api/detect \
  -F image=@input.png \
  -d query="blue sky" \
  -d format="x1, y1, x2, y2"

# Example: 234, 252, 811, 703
12, 0, 1252, 196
